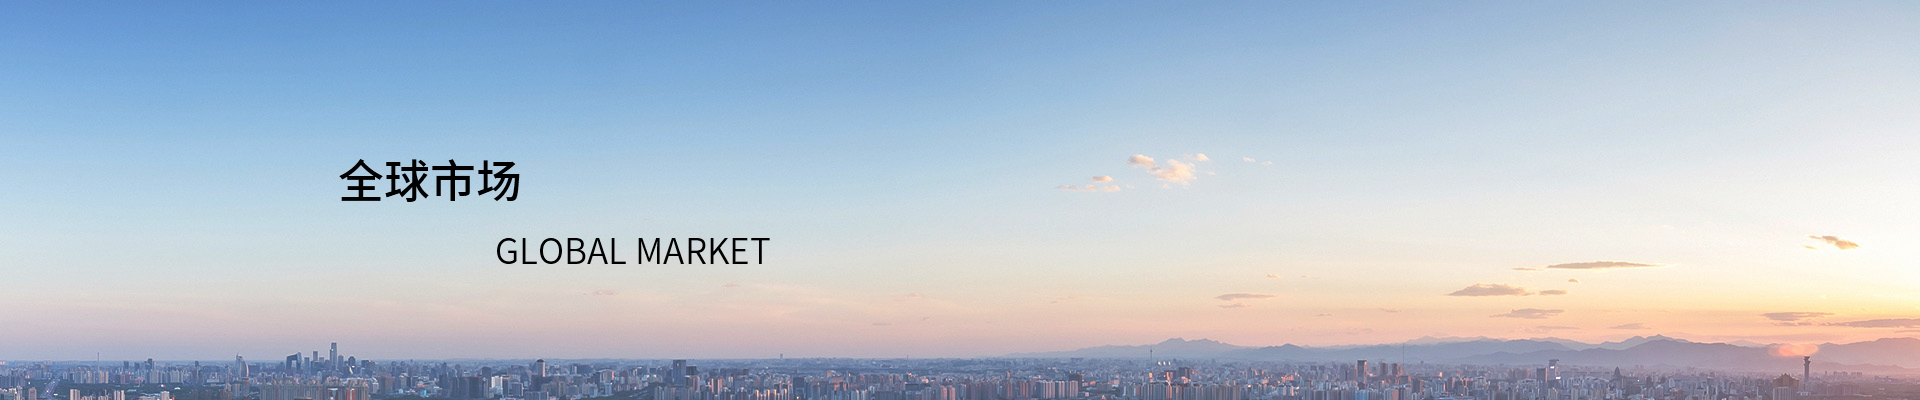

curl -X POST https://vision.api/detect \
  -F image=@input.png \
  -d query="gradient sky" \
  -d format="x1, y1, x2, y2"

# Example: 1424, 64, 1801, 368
4, 1, 1920, 361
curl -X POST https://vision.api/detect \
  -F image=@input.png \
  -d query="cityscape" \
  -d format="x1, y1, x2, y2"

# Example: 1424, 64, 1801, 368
6, 7, 1919, 400
5, 338, 1917, 400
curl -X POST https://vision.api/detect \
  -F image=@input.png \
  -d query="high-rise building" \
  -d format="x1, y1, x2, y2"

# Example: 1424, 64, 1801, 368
671, 360, 689, 387
330, 343, 340, 371
1772, 386, 1796, 400
1356, 360, 1368, 389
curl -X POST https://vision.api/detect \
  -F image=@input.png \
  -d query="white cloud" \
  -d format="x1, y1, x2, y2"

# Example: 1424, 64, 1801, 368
1127, 154, 1156, 168
1091, 176, 1113, 182
1446, 283, 1533, 296
1809, 235, 1860, 250
1763, 312, 1833, 322
1056, 184, 1121, 192
1125, 154, 1203, 185
1542, 261, 1663, 270
1216, 293, 1276, 301
1492, 308, 1564, 319
1150, 159, 1198, 184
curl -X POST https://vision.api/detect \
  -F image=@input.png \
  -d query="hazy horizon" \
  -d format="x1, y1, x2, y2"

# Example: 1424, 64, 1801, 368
0, 333, 1888, 362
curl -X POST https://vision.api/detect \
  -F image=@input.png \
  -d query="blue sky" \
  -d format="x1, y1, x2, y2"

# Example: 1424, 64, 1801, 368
3, 2, 1920, 360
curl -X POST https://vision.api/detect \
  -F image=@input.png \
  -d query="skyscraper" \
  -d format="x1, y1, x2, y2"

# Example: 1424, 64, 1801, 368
1356, 360, 1368, 389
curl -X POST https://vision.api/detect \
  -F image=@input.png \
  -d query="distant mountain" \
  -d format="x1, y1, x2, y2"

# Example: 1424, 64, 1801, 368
1529, 337, 1601, 350
1005, 337, 1572, 362
1001, 336, 1920, 373
1004, 338, 1249, 359
1815, 337, 1920, 367
1593, 335, 1691, 350
1223, 339, 1573, 362
1457, 338, 1772, 369
1403, 336, 1499, 345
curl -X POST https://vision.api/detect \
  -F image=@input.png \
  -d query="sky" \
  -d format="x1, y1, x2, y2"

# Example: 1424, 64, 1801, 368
3, 1, 1920, 361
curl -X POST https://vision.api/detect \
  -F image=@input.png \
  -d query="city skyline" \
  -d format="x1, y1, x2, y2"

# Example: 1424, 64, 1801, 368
0, 334, 1904, 365
1, 349, 1892, 400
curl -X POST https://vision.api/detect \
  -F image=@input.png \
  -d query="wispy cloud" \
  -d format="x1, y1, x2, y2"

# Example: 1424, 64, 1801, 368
591, 289, 619, 296
1611, 323, 1650, 330
1150, 160, 1197, 184
1826, 318, 1920, 328
1265, 274, 1284, 279
1056, 184, 1121, 192
1219, 303, 1248, 309
1492, 308, 1564, 319
1763, 312, 1834, 322
1539, 289, 1568, 296
1809, 235, 1860, 250
1216, 293, 1276, 301
1568, 279, 1580, 283
1128, 154, 1201, 185
1530, 325, 1579, 332
1513, 267, 1542, 271
1091, 175, 1113, 182
1447, 283, 1534, 297
1541, 261, 1663, 270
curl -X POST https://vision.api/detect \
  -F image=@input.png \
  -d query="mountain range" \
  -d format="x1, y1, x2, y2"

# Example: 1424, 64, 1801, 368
1004, 336, 1920, 374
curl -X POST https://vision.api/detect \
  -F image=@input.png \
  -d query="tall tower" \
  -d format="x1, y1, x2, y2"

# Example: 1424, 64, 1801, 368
330, 343, 339, 371
1803, 356, 1811, 391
